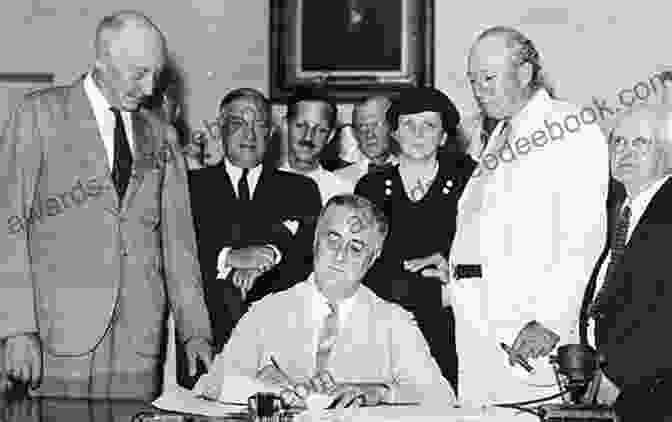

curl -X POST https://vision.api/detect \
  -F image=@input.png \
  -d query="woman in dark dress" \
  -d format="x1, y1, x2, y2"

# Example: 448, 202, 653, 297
355, 87, 475, 393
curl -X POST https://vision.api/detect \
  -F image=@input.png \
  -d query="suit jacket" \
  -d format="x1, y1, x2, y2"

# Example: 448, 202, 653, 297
187, 162, 322, 349
594, 176, 672, 393
193, 278, 456, 404
449, 89, 609, 403
0, 77, 211, 397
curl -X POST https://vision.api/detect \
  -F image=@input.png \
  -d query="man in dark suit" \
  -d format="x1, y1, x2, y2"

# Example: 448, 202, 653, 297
187, 88, 322, 359
581, 105, 672, 421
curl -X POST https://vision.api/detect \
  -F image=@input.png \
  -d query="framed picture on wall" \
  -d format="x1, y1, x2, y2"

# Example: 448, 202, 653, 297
270, 0, 434, 102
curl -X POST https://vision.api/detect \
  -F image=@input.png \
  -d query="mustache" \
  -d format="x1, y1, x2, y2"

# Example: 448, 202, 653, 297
299, 139, 316, 148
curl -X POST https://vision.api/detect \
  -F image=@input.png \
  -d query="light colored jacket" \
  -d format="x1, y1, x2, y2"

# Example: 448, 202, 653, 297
194, 279, 456, 405
449, 89, 609, 404
0, 78, 211, 390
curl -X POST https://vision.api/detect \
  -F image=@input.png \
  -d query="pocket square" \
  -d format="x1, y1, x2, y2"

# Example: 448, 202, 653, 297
282, 219, 299, 235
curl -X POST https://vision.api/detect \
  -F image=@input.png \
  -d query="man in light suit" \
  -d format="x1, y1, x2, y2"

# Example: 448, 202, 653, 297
0, 11, 212, 399
194, 194, 455, 407
446, 26, 609, 404
580, 105, 672, 421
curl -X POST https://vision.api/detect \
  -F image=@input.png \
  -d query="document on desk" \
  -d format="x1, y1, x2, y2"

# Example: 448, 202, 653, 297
294, 404, 539, 422
152, 386, 249, 417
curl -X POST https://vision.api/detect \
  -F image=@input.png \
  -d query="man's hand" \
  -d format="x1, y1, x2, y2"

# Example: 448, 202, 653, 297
509, 320, 560, 365
227, 246, 277, 272
308, 370, 337, 395
403, 253, 450, 284
185, 337, 213, 377
2, 334, 42, 391
257, 364, 311, 408
182, 120, 225, 170
231, 269, 263, 301
328, 383, 388, 408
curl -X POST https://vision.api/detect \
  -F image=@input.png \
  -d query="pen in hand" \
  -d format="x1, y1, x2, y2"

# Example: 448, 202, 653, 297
500, 342, 534, 373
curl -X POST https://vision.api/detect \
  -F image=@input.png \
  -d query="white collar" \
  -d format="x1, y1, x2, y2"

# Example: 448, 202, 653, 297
307, 273, 357, 326
224, 158, 263, 195
625, 174, 671, 240
83, 72, 136, 164
508, 88, 552, 134
281, 162, 324, 178
84, 72, 114, 112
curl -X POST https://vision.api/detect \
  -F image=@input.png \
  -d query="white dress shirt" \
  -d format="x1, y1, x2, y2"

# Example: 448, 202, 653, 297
216, 160, 279, 280
223, 159, 263, 199
83, 72, 135, 167
587, 174, 672, 347
280, 164, 354, 205
307, 274, 356, 358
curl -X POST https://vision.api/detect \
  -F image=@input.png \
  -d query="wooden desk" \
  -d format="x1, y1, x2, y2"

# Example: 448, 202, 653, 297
0, 395, 250, 422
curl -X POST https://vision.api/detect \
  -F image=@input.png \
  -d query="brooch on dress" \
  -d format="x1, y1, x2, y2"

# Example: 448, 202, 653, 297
442, 179, 454, 195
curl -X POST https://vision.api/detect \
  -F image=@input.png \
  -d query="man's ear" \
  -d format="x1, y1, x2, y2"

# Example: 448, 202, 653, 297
517, 61, 534, 89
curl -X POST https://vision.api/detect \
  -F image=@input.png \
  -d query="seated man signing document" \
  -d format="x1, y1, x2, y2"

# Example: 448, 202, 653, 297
194, 194, 455, 408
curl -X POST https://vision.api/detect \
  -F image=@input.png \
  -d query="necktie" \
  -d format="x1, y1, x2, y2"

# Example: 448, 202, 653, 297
110, 108, 133, 199
589, 203, 632, 319
238, 168, 250, 201
316, 302, 339, 373
480, 116, 501, 152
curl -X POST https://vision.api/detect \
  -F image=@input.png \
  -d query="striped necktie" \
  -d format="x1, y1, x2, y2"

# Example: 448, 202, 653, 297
589, 202, 632, 319
316, 302, 339, 373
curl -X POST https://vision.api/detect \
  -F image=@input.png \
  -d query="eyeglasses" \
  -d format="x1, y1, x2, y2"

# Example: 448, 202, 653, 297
353, 121, 386, 133
610, 135, 652, 151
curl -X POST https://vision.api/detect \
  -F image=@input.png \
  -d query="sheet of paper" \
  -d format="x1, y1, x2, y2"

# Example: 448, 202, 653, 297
152, 386, 248, 417
293, 404, 539, 422
216, 374, 284, 403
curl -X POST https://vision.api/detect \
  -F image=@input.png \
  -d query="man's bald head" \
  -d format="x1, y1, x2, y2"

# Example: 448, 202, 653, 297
93, 11, 166, 111
95, 11, 165, 59
609, 104, 672, 196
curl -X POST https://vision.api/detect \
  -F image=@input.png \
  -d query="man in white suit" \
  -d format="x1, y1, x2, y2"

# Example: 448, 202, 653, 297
194, 194, 455, 408
447, 26, 609, 404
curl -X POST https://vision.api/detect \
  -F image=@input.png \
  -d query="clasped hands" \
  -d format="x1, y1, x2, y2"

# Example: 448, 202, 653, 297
227, 246, 278, 300
403, 252, 450, 284
256, 365, 388, 409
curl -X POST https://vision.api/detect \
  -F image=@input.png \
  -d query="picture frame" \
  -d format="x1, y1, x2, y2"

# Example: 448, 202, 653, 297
270, 0, 434, 102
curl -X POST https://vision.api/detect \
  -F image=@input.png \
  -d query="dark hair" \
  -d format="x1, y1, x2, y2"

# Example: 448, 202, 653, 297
476, 26, 556, 98
386, 86, 461, 140
218, 87, 271, 120
286, 87, 338, 130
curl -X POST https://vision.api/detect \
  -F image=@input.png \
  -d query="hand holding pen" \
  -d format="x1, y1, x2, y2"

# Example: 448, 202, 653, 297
500, 342, 535, 373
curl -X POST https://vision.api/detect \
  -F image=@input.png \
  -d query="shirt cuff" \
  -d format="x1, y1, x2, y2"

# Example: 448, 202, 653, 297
265, 244, 282, 265
217, 247, 232, 280
216, 245, 282, 280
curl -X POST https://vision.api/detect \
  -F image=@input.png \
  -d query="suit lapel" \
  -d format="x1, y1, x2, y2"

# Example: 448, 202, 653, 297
251, 165, 273, 205
64, 78, 119, 211
626, 176, 672, 249
120, 112, 158, 210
